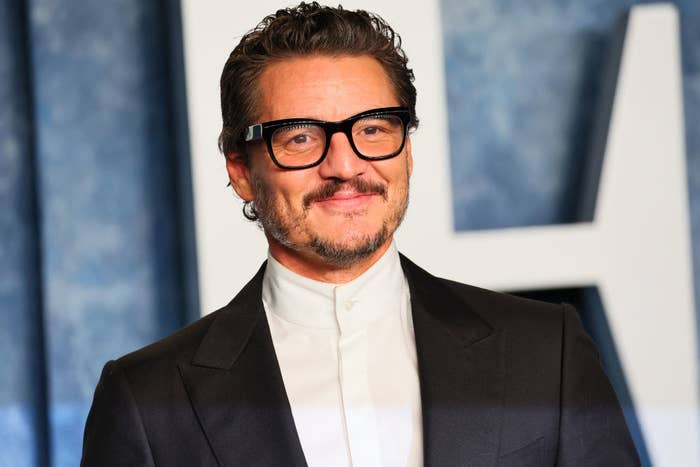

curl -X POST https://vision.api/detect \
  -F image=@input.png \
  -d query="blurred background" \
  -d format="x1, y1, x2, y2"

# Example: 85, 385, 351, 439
1, 0, 698, 466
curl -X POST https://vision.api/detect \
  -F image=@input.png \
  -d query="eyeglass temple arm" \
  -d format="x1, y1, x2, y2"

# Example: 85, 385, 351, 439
244, 124, 263, 142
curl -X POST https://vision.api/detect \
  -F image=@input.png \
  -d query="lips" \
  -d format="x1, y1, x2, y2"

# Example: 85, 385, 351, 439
313, 191, 378, 210
319, 190, 376, 201
303, 179, 387, 209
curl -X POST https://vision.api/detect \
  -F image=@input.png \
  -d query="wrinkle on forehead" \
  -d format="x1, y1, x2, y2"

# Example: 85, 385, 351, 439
257, 55, 399, 122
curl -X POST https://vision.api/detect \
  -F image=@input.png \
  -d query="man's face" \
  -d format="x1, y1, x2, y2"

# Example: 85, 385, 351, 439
227, 55, 412, 274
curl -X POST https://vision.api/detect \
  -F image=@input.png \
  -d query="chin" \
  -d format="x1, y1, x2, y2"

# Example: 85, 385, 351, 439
318, 222, 383, 244
307, 223, 391, 267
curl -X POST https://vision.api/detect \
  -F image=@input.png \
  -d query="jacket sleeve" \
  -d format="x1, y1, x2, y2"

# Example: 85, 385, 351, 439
556, 304, 641, 466
81, 360, 155, 467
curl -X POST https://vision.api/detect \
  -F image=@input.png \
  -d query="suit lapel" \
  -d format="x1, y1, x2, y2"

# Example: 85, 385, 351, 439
176, 255, 504, 467
178, 263, 307, 467
401, 255, 505, 467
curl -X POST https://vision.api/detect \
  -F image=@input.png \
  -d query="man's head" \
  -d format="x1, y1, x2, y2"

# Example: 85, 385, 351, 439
221, 2, 418, 279
219, 2, 418, 162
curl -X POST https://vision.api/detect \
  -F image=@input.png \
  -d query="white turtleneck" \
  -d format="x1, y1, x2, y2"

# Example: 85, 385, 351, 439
262, 242, 423, 467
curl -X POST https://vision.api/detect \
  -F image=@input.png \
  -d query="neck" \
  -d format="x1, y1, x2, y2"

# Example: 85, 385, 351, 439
267, 237, 394, 284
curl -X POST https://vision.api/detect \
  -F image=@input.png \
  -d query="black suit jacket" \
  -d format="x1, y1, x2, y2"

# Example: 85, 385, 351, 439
82, 255, 640, 466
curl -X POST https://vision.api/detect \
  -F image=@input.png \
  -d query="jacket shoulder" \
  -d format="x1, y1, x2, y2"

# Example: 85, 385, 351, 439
440, 277, 566, 326
112, 307, 221, 377
400, 253, 568, 333
118, 263, 267, 371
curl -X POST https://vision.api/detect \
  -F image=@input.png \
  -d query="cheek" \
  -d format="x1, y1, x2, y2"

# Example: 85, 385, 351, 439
379, 160, 410, 193
266, 174, 315, 208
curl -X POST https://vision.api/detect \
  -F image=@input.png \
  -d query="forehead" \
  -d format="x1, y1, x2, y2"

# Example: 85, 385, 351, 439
256, 55, 399, 122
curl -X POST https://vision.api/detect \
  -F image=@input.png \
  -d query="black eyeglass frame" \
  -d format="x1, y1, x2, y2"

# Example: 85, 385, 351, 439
243, 106, 411, 170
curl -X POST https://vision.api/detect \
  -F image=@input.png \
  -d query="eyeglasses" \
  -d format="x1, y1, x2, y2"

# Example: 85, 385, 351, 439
243, 107, 410, 170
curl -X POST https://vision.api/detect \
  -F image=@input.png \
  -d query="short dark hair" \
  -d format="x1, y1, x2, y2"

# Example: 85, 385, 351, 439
218, 2, 418, 163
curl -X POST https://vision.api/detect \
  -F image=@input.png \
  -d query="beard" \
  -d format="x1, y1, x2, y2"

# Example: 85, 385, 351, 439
251, 175, 409, 268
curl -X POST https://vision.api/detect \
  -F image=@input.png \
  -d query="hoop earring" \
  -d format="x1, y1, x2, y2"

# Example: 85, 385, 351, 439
242, 200, 258, 221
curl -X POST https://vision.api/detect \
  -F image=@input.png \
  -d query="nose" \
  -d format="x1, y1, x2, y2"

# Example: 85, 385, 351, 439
317, 132, 369, 180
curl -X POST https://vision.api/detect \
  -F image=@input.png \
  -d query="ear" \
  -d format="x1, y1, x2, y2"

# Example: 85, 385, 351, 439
225, 151, 254, 201
405, 136, 413, 177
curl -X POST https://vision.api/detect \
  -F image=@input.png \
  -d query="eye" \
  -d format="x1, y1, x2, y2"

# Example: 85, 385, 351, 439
354, 115, 400, 141
292, 134, 309, 144
282, 125, 317, 147
271, 124, 323, 154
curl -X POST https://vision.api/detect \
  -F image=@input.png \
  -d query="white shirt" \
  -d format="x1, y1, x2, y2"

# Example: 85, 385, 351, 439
262, 243, 423, 467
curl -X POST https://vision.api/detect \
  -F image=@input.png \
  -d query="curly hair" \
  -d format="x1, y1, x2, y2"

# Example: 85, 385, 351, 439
218, 1, 418, 165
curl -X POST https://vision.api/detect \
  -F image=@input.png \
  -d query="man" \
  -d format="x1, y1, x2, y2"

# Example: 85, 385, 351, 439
82, 3, 640, 466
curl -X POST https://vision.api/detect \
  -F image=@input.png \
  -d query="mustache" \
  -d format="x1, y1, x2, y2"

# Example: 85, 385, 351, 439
303, 178, 387, 209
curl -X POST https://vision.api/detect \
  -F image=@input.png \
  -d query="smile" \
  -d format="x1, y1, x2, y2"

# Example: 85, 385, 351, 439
312, 191, 379, 210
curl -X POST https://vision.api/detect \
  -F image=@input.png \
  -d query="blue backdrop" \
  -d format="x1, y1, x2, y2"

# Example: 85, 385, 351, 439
0, 1, 698, 466
0, 1, 195, 466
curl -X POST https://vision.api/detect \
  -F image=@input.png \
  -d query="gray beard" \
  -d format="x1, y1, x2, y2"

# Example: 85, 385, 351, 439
251, 177, 408, 268
307, 224, 390, 268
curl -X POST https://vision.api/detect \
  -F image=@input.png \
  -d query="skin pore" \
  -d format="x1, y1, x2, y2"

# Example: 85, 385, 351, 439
226, 55, 413, 284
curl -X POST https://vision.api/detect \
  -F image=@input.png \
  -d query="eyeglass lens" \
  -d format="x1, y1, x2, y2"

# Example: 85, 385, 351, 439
270, 114, 405, 167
